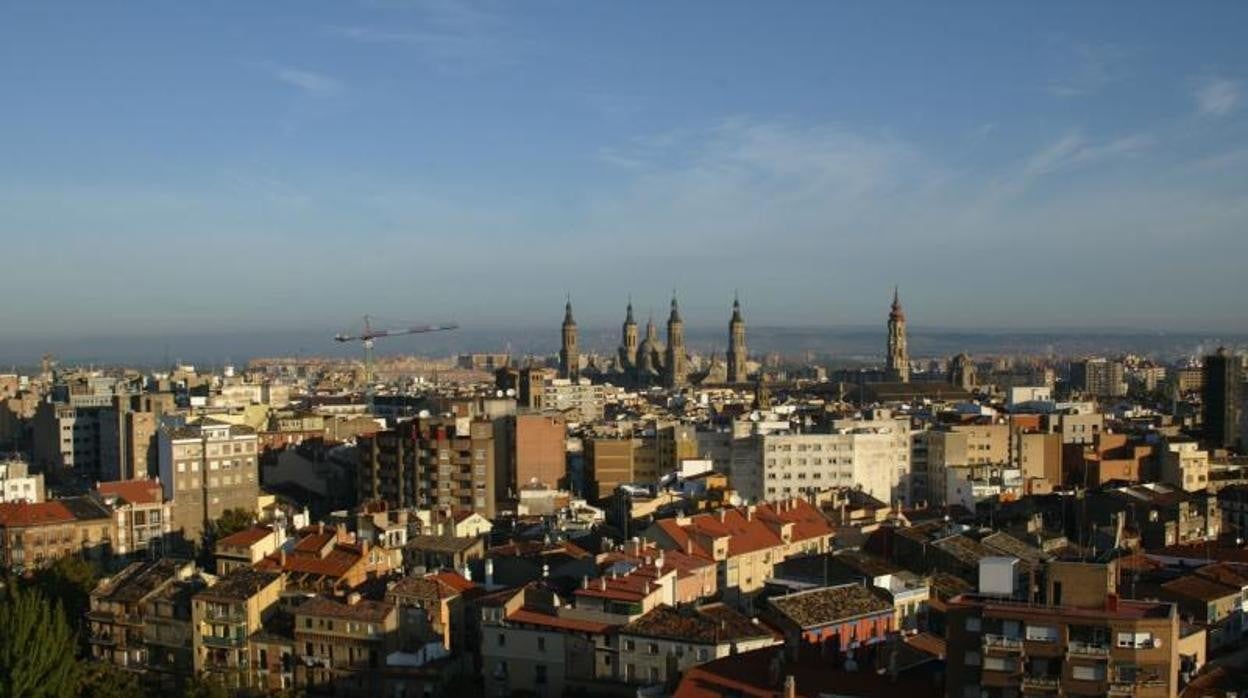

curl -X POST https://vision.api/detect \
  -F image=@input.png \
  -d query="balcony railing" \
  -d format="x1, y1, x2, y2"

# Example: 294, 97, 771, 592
1020, 676, 1060, 691
1067, 641, 1111, 658
982, 634, 1024, 652
203, 608, 246, 623
201, 634, 246, 648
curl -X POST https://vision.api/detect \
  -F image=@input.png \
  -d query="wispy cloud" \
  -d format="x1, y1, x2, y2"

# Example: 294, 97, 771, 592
1047, 43, 1127, 98
1019, 131, 1153, 180
1194, 77, 1241, 117
331, 0, 516, 73
267, 64, 342, 95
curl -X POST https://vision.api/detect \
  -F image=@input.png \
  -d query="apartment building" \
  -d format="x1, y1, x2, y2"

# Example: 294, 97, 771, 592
157, 417, 260, 542
143, 572, 210, 690
541, 378, 605, 422
735, 413, 910, 505
214, 525, 282, 575
0, 496, 115, 572
642, 498, 835, 597
87, 558, 195, 669
944, 562, 1180, 698
293, 594, 398, 696
357, 416, 498, 517
617, 603, 778, 685
1162, 441, 1211, 492
191, 567, 285, 690
0, 456, 44, 503
93, 478, 173, 557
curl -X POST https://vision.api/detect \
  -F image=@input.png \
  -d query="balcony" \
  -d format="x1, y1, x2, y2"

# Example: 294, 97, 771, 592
982, 634, 1023, 653
203, 608, 246, 623
1066, 641, 1110, 659
1020, 676, 1060, 692
1107, 683, 1135, 696
88, 633, 117, 646
201, 634, 246, 648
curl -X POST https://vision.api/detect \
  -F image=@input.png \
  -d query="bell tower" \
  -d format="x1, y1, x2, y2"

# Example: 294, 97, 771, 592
559, 297, 579, 381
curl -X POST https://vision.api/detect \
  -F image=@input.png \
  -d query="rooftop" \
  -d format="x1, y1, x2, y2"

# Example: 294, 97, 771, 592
95, 479, 163, 506
768, 583, 892, 629
296, 595, 394, 624
949, 593, 1174, 621
92, 559, 187, 605
217, 525, 274, 549
1161, 574, 1241, 602
197, 568, 282, 602
406, 535, 482, 554
621, 603, 774, 644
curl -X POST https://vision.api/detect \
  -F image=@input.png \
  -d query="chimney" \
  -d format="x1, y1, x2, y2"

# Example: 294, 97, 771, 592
747, 505, 755, 522
1107, 592, 1119, 612
486, 558, 495, 587
279, 550, 287, 566
317, 522, 324, 535
347, 592, 361, 606
783, 675, 796, 698
582, 575, 589, 590
463, 564, 472, 582
686, 538, 693, 555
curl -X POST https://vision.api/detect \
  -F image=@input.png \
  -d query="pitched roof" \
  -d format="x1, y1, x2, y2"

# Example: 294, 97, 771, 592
653, 499, 833, 560
505, 607, 613, 634
296, 595, 394, 624
0, 500, 76, 527
95, 479, 163, 506
621, 603, 774, 644
217, 525, 274, 548
1161, 574, 1240, 602
197, 568, 282, 602
429, 570, 478, 594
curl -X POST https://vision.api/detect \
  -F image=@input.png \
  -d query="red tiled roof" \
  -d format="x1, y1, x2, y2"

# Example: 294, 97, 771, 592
256, 543, 363, 579
506, 607, 613, 634
293, 531, 337, 554
576, 564, 667, 603
217, 526, 274, 548
96, 479, 163, 506
429, 570, 477, 594
655, 499, 833, 560
0, 500, 76, 527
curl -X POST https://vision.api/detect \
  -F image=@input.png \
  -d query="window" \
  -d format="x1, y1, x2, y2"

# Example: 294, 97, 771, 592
964, 651, 981, 666
697, 648, 709, 661
965, 617, 981, 632
647, 643, 659, 655
1116, 632, 1155, 649
983, 656, 1016, 672
497, 633, 506, 647
1071, 665, 1105, 681
535, 666, 547, 684
624, 639, 635, 651
1025, 625, 1058, 642
537, 637, 546, 652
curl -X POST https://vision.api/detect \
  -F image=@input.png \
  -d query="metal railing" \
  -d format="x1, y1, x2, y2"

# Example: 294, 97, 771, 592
1020, 676, 1060, 691
982, 634, 1024, 651
1067, 640, 1111, 658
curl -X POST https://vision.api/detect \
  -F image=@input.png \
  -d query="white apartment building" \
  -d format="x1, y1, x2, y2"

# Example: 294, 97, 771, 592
732, 412, 910, 505
0, 457, 45, 503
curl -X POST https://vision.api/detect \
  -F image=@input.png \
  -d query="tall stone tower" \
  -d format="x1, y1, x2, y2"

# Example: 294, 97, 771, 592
727, 293, 747, 384
559, 297, 579, 381
665, 294, 687, 388
885, 287, 910, 383
619, 299, 638, 372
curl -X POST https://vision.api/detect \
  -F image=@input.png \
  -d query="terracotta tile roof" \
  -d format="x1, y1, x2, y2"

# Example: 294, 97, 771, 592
256, 541, 365, 580
296, 595, 394, 624
1161, 574, 1240, 602
407, 535, 481, 554
576, 564, 666, 603
95, 479, 163, 506
654, 499, 833, 560
1194, 562, 1248, 588
1115, 552, 1165, 573
489, 539, 592, 559
217, 526, 274, 548
621, 603, 774, 644
429, 570, 477, 594
292, 530, 337, 554
0, 500, 76, 527
506, 607, 613, 634
905, 631, 946, 659
769, 584, 892, 629
387, 575, 459, 602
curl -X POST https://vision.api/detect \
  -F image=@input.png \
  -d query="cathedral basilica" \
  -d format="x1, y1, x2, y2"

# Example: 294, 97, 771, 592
558, 294, 750, 388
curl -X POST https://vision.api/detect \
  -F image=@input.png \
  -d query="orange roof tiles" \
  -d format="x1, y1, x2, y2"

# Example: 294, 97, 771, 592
656, 499, 834, 560
96, 479, 163, 506
0, 500, 76, 527
506, 607, 613, 634
217, 526, 274, 548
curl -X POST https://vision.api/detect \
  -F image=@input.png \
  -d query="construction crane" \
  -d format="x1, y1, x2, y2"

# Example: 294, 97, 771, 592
333, 315, 458, 390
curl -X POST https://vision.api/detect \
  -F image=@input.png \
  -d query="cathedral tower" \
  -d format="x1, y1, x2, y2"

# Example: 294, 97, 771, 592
665, 294, 687, 388
727, 293, 747, 384
559, 297, 579, 381
619, 298, 638, 372
885, 287, 910, 383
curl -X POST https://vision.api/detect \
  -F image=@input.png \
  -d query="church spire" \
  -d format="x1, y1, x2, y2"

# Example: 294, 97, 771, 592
669, 291, 682, 323
563, 294, 576, 326
625, 295, 635, 325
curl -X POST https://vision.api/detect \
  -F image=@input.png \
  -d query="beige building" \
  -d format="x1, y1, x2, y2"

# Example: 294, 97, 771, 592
192, 567, 285, 690
617, 603, 778, 685
1162, 441, 1210, 492
158, 417, 260, 543
944, 561, 1181, 698
94, 478, 173, 557
293, 594, 398, 695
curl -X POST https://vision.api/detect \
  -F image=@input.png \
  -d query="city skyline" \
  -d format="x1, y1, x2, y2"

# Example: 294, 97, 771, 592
3, 2, 1248, 338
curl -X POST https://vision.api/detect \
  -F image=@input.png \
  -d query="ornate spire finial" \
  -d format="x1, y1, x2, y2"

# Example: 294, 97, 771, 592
563, 295, 575, 324
625, 295, 635, 324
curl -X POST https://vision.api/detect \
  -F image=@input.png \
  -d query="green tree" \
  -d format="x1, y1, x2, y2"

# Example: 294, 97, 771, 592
0, 584, 81, 698
78, 661, 142, 698
28, 555, 99, 642
180, 675, 229, 698
207, 508, 254, 541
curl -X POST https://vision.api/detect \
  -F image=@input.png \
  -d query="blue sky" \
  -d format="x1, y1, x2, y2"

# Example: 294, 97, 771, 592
2, 1, 1247, 339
